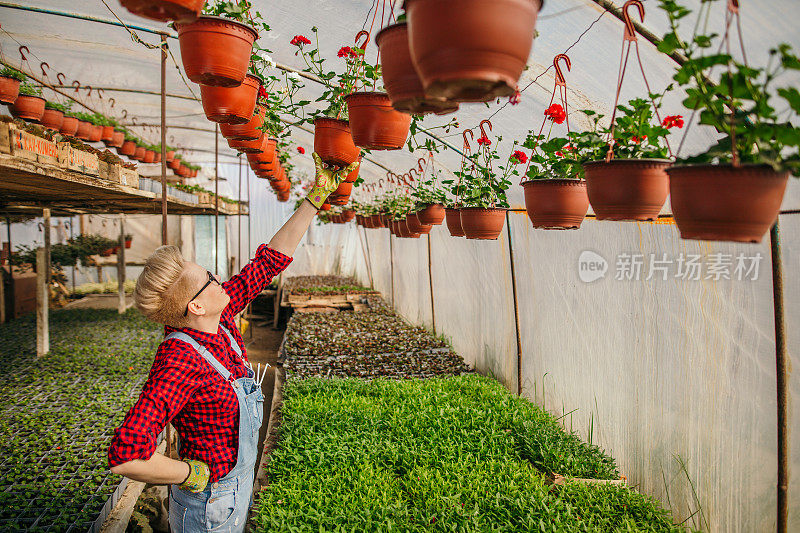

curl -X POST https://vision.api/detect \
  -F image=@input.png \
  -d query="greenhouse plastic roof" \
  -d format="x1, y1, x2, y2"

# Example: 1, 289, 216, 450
2, 0, 799, 211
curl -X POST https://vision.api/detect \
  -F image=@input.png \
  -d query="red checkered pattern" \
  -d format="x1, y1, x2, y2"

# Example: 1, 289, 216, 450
108, 245, 291, 482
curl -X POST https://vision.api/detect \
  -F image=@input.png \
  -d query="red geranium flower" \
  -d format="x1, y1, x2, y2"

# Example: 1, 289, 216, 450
477, 135, 491, 146
290, 35, 311, 46
257, 85, 268, 100
337, 46, 359, 58
662, 115, 684, 129
511, 150, 528, 164
297, 146, 305, 154
555, 151, 565, 158
544, 103, 566, 124
631, 135, 647, 144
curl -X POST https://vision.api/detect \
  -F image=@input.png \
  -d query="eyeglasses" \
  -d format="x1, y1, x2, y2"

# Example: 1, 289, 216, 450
184, 270, 219, 317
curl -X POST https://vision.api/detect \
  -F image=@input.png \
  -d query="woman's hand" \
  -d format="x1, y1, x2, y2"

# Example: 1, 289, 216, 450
305, 153, 359, 209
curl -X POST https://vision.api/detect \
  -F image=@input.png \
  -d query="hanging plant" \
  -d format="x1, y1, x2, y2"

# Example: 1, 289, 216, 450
120, 0, 205, 23
41, 101, 67, 131
658, 0, 799, 243
9, 83, 45, 122
404, 0, 543, 102
200, 72, 261, 123
176, 0, 265, 87
0, 66, 25, 105
411, 157, 448, 225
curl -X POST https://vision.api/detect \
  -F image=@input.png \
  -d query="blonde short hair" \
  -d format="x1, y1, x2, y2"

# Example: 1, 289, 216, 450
134, 245, 198, 327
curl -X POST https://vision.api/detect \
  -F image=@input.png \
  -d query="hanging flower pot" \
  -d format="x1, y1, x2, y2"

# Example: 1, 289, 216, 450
416, 203, 446, 225
277, 191, 290, 202
370, 215, 385, 228
168, 158, 181, 170
166, 150, 175, 161
342, 209, 356, 222
228, 133, 267, 153
445, 207, 465, 237
375, 22, 459, 115
133, 145, 146, 161
460, 208, 506, 240
111, 129, 125, 148
320, 202, 331, 211
406, 213, 432, 234
60, 116, 79, 136
405, 0, 542, 102
75, 120, 94, 141
119, 0, 205, 23
583, 159, 671, 221
10, 94, 45, 122
155, 152, 162, 163
403, 219, 421, 238
220, 106, 263, 140
120, 140, 137, 156
344, 157, 362, 182
176, 16, 257, 87
40, 109, 64, 131
100, 248, 114, 257
125, 237, 133, 249
88, 125, 103, 142
200, 73, 260, 124
101, 126, 115, 143
143, 150, 156, 163
314, 117, 360, 167
328, 182, 353, 205
522, 179, 589, 229
344, 92, 411, 150
667, 164, 789, 243
0, 76, 21, 105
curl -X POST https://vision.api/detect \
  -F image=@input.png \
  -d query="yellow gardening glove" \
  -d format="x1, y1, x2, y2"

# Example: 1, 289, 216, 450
306, 152, 359, 210
179, 458, 210, 493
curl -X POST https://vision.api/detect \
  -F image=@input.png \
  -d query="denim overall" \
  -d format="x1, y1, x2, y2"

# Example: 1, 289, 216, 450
166, 325, 264, 532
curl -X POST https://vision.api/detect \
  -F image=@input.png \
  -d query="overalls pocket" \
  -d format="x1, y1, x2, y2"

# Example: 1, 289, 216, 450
205, 487, 237, 530
168, 491, 188, 533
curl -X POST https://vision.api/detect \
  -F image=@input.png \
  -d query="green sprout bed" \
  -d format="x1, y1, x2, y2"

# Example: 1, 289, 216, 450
254, 376, 687, 532
284, 275, 373, 295
0, 309, 161, 532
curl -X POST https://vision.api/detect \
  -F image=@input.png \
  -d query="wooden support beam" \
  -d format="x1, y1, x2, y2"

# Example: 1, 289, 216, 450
36, 246, 48, 356
118, 217, 126, 315
0, 262, 6, 324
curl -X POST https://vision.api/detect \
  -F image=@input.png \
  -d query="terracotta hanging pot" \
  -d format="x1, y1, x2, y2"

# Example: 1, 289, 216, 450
371, 214, 385, 228
166, 150, 175, 161
88, 125, 103, 142
276, 191, 290, 202
405, 0, 542, 102
168, 158, 181, 170
583, 159, 671, 221
342, 209, 356, 222
119, 0, 205, 23
344, 157, 362, 182
445, 207, 465, 237
111, 130, 125, 148
406, 213, 432, 234
345, 92, 411, 150
133, 146, 147, 161
0, 76, 21, 105
667, 164, 789, 243
143, 150, 156, 164
416, 203, 446, 225
320, 202, 331, 211
60, 116, 79, 136
228, 133, 266, 153
220, 107, 263, 140
375, 23, 459, 115
120, 140, 137, 156
10, 95, 45, 122
522, 179, 589, 229
313, 117, 360, 167
76, 120, 94, 141
40, 109, 64, 131
101, 126, 116, 142
176, 16, 257, 87
460, 208, 506, 240
201, 73, 260, 124
125, 237, 133, 249
403, 219, 421, 238
328, 181, 353, 204
154, 152, 162, 163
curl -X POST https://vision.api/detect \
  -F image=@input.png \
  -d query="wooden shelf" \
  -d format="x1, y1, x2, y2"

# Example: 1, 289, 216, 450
0, 153, 246, 216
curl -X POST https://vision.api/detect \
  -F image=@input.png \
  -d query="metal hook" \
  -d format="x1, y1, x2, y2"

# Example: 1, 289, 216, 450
462, 129, 474, 151
84, 85, 93, 97
622, 0, 644, 41
57, 73, 65, 85
478, 119, 493, 140
109, 97, 115, 108
39, 62, 50, 78
409, 168, 418, 180
122, 109, 128, 119
354, 30, 369, 52
553, 54, 571, 87
97, 88, 104, 99
19, 46, 29, 61
72, 80, 81, 93
131, 117, 137, 125
417, 157, 426, 173
405, 171, 414, 183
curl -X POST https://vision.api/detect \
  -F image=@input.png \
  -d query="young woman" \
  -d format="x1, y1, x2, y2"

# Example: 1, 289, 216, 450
108, 154, 357, 532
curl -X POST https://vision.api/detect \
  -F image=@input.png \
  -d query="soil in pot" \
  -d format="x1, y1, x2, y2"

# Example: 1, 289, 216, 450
584, 159, 671, 221
200, 73, 260, 124
406, 213, 432, 234
40, 109, 64, 131
416, 203, 446, 225
176, 16, 257, 87
445, 207, 465, 237
460, 208, 506, 239
60, 116, 79, 136
10, 95, 45, 122
345, 92, 411, 150
667, 164, 789, 243
405, 0, 542, 102
375, 23, 459, 115
119, 0, 205, 23
523, 179, 589, 229
314, 117, 360, 167
0, 76, 20, 105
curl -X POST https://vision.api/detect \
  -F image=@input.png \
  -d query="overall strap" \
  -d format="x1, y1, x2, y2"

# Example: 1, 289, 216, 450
219, 325, 243, 359
165, 332, 232, 381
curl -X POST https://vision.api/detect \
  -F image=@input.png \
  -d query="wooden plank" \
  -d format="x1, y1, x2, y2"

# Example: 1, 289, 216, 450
36, 246, 48, 356
118, 218, 126, 315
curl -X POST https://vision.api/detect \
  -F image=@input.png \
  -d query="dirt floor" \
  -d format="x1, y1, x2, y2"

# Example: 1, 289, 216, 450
63, 294, 134, 310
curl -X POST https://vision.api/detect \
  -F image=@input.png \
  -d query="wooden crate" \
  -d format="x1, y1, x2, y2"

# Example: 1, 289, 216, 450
198, 192, 210, 204
9, 126, 58, 165
100, 160, 139, 188
57, 142, 99, 175
0, 122, 11, 155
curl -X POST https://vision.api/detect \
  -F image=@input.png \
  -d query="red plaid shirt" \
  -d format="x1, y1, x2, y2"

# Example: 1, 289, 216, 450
108, 245, 291, 482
